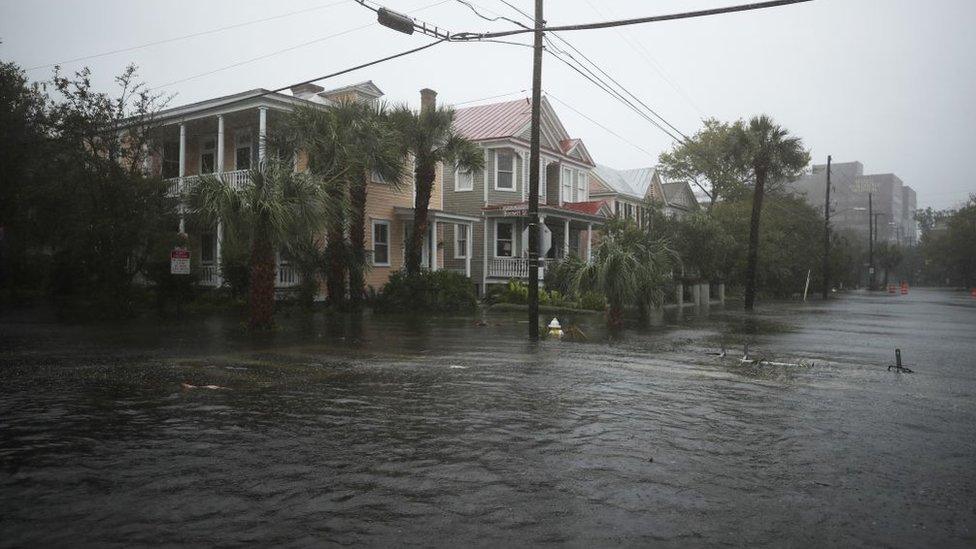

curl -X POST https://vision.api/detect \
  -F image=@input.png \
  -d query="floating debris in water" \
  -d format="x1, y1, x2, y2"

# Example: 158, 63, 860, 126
181, 382, 230, 391
887, 348, 915, 373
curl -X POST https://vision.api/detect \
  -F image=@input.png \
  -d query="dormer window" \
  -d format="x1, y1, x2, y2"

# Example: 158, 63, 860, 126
495, 151, 515, 191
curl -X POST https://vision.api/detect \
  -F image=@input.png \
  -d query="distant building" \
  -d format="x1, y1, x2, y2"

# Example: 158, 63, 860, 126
789, 161, 917, 245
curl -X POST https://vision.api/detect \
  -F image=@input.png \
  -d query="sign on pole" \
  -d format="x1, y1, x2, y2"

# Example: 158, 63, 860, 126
170, 248, 191, 275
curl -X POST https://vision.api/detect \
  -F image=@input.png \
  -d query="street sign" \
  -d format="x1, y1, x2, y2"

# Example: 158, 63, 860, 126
170, 248, 191, 275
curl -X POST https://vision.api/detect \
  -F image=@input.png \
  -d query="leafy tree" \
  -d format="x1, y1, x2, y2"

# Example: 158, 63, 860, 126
388, 103, 482, 274
574, 219, 676, 328
1, 63, 177, 316
642, 203, 732, 283
711, 194, 823, 299
188, 156, 336, 329
738, 115, 810, 310
875, 242, 904, 288
657, 118, 752, 210
917, 196, 976, 287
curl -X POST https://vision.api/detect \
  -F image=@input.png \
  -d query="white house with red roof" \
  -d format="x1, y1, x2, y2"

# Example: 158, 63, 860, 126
439, 95, 611, 295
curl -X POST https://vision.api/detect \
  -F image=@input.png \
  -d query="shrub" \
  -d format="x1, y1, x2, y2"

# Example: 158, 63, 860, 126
544, 256, 584, 297
579, 291, 606, 311
500, 279, 528, 304
375, 270, 477, 312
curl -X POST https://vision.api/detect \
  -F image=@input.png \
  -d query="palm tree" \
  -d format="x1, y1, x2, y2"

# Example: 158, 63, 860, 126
388, 103, 483, 274
188, 157, 334, 329
279, 102, 404, 306
574, 221, 676, 328
739, 115, 809, 311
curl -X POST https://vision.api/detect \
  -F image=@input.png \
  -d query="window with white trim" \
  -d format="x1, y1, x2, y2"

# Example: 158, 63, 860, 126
495, 221, 513, 257
455, 167, 473, 191
372, 220, 390, 266
575, 170, 586, 201
561, 167, 573, 202
200, 138, 216, 174
455, 224, 469, 258
495, 151, 515, 190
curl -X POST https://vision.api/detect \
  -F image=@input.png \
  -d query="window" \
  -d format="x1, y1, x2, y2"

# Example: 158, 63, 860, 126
495, 151, 515, 190
200, 138, 216, 174
575, 170, 586, 201
561, 167, 573, 203
372, 220, 390, 266
201, 232, 216, 262
495, 221, 513, 257
455, 224, 469, 258
455, 167, 473, 191
162, 142, 179, 179
235, 132, 252, 170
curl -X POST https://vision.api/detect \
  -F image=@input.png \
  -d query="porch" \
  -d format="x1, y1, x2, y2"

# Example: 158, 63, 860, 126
482, 201, 607, 282
394, 207, 481, 278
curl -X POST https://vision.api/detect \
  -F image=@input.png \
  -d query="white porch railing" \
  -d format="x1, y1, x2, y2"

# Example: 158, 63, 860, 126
200, 264, 219, 287
167, 169, 251, 196
487, 257, 546, 280
277, 264, 300, 288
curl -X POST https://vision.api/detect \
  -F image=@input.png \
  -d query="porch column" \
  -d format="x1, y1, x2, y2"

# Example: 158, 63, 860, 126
692, 283, 701, 307
178, 123, 186, 233
258, 107, 268, 164
586, 223, 593, 262
675, 282, 684, 307
465, 222, 473, 278
430, 220, 438, 271
719, 283, 726, 304
563, 219, 570, 258
216, 115, 225, 173
215, 115, 225, 286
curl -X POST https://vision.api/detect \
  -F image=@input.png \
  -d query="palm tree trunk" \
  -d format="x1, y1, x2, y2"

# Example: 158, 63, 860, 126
325, 186, 346, 306
406, 163, 435, 274
348, 178, 368, 306
607, 303, 624, 330
248, 230, 276, 330
744, 168, 766, 311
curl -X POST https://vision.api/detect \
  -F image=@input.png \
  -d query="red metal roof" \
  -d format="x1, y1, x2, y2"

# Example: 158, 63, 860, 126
453, 98, 532, 140
560, 200, 607, 216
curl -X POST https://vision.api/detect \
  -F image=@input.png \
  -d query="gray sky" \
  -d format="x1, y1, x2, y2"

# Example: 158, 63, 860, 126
2, 0, 974, 209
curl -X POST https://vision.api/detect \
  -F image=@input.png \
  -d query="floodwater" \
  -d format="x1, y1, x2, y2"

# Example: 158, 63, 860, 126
1, 289, 974, 547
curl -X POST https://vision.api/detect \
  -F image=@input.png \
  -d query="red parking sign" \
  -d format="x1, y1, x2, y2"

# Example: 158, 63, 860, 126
170, 248, 191, 275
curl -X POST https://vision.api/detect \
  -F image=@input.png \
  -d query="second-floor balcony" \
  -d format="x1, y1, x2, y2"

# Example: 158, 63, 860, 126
167, 169, 251, 197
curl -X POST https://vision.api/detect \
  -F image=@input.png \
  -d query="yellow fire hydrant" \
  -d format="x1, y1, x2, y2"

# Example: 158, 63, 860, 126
547, 317, 563, 339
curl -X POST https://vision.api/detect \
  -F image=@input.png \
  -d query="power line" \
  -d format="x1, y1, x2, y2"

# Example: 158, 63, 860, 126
454, 0, 814, 40
26, 0, 352, 71
487, 0, 690, 141
154, 0, 451, 90
546, 93, 658, 159
451, 89, 528, 105
582, 0, 706, 119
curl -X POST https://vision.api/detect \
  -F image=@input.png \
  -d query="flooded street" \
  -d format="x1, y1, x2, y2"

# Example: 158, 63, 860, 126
1, 289, 974, 547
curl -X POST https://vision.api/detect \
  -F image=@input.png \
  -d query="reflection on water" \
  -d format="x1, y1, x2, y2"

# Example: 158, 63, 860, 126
1, 290, 975, 547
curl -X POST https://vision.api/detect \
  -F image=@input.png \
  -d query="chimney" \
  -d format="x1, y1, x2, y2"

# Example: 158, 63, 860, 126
290, 83, 325, 100
420, 88, 437, 113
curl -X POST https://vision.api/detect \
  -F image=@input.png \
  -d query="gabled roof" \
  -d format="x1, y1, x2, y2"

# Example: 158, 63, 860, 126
452, 96, 594, 166
319, 80, 384, 100
661, 181, 700, 211
591, 164, 660, 200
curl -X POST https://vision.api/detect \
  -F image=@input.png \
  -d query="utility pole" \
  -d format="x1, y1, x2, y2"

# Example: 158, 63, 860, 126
822, 155, 831, 300
868, 192, 875, 291
527, 0, 544, 340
